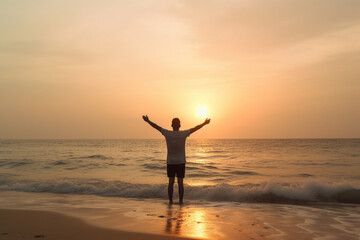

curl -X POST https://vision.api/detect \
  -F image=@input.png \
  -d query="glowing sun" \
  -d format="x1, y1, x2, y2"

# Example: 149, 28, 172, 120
197, 107, 208, 118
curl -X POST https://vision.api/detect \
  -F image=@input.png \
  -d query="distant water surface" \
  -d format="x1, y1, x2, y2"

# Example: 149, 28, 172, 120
1, 139, 359, 204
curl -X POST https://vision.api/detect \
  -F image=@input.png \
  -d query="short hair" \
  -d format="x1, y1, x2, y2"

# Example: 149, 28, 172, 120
172, 118, 181, 128
172, 118, 180, 125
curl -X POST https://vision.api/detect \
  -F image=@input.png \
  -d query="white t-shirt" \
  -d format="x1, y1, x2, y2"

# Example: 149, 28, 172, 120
161, 128, 191, 164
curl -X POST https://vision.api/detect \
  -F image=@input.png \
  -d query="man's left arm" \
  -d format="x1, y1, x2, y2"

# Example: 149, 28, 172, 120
142, 115, 162, 133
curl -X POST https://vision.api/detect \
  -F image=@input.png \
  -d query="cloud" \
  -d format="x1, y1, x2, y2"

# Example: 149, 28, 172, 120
175, 0, 360, 66
171, 0, 360, 137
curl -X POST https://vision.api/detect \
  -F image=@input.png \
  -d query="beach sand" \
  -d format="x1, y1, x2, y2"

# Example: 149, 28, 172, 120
0, 209, 199, 240
1, 191, 359, 240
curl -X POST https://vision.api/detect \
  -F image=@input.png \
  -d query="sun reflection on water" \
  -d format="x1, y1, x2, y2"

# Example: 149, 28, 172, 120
192, 210, 207, 239
163, 205, 208, 239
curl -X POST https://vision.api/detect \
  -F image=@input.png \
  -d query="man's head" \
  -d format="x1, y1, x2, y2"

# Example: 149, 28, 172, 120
171, 118, 181, 131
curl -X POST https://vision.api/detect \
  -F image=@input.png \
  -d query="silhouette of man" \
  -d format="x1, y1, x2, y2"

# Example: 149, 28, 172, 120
142, 115, 210, 204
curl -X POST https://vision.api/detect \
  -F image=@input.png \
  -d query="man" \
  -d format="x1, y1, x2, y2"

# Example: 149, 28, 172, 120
142, 115, 211, 204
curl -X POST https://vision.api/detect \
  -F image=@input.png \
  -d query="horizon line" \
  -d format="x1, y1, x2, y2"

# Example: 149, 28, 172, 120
1, 137, 359, 140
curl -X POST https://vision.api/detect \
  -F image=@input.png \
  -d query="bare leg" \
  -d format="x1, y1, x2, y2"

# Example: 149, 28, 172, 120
178, 178, 184, 204
168, 177, 175, 204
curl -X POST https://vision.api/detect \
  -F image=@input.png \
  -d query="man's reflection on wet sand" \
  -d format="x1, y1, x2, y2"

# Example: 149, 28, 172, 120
165, 205, 184, 234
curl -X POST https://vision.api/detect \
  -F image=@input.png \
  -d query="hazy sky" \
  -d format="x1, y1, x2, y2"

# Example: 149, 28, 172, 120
1, 0, 360, 139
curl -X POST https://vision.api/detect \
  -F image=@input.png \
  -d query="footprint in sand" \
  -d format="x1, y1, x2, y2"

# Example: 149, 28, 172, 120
34, 235, 45, 238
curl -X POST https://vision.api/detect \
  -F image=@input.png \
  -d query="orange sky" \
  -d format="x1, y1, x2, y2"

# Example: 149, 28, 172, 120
1, 0, 360, 139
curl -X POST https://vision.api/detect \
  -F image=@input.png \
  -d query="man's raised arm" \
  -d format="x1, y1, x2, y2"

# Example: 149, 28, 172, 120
190, 118, 211, 134
142, 115, 162, 133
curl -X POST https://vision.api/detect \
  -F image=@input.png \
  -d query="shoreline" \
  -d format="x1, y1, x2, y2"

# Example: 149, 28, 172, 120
0, 209, 199, 240
1, 191, 360, 240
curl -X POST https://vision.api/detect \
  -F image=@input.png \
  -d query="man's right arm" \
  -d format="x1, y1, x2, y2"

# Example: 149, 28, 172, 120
142, 115, 162, 133
190, 118, 211, 134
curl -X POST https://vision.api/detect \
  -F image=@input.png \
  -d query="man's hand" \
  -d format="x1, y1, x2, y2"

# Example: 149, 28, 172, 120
142, 115, 162, 132
190, 118, 211, 134
204, 118, 211, 125
142, 115, 149, 122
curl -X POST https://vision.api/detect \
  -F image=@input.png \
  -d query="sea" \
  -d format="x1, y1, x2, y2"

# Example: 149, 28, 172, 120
1, 139, 360, 239
1, 139, 359, 203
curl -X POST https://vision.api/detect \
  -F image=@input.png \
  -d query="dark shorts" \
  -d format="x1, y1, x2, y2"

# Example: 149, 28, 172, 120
167, 163, 185, 178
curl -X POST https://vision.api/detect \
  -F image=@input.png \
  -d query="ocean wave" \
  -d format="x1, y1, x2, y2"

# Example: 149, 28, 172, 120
52, 161, 68, 165
63, 162, 101, 170
203, 150, 227, 154
230, 170, 259, 175
205, 165, 218, 169
186, 166, 201, 170
76, 155, 111, 160
107, 163, 126, 167
196, 155, 232, 159
142, 163, 166, 170
1, 179, 359, 204
0, 159, 34, 168
292, 162, 350, 167
187, 173, 211, 177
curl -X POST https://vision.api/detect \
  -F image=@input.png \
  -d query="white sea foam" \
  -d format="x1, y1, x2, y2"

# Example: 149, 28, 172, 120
1, 179, 359, 204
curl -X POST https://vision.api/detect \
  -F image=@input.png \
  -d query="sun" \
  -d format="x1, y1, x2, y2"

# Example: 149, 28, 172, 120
197, 107, 208, 118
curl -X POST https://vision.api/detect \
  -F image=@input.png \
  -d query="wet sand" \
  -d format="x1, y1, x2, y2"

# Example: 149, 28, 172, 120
1, 191, 359, 240
0, 209, 199, 240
